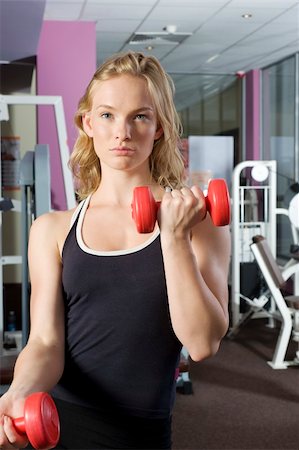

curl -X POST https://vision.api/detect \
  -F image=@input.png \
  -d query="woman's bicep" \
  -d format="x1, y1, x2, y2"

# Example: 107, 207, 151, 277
192, 216, 231, 314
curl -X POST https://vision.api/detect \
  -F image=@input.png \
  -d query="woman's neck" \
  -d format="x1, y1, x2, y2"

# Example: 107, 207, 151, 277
92, 169, 155, 207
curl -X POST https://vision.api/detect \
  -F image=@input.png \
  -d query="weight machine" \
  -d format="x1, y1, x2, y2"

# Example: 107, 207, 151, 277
0, 94, 76, 210
0, 95, 76, 381
0, 145, 51, 373
230, 160, 277, 329
229, 160, 299, 368
250, 235, 299, 368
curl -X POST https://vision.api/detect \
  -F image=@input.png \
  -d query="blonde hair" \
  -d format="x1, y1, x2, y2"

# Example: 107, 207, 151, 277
69, 51, 185, 200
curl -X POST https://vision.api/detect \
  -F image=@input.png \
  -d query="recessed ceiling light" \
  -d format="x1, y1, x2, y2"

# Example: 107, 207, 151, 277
146, 45, 154, 51
206, 53, 219, 63
242, 13, 252, 19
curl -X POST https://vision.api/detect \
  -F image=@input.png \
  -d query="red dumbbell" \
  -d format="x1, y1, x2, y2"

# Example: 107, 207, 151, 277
131, 178, 231, 233
12, 392, 60, 450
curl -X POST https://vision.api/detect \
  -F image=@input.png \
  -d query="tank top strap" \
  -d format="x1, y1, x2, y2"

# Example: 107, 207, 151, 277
70, 194, 91, 229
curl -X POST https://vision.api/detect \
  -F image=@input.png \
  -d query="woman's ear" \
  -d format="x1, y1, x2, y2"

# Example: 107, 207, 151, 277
154, 126, 164, 140
82, 113, 93, 137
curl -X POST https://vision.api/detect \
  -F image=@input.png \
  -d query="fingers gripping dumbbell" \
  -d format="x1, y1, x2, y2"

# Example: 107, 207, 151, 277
131, 179, 231, 233
12, 392, 60, 450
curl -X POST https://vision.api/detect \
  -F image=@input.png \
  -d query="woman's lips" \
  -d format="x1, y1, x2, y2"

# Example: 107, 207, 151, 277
110, 147, 135, 155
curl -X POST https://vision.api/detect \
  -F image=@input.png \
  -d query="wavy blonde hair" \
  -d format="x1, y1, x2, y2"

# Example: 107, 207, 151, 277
69, 51, 185, 200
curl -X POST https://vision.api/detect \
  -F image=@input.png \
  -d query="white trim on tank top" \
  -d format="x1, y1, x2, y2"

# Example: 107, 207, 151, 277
72, 194, 160, 256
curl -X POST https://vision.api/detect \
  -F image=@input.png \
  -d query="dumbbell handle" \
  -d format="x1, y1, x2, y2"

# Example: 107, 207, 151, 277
132, 179, 231, 233
13, 417, 26, 434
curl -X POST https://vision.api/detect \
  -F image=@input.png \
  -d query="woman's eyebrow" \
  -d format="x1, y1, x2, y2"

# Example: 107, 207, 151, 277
95, 105, 154, 113
133, 107, 154, 113
96, 104, 115, 110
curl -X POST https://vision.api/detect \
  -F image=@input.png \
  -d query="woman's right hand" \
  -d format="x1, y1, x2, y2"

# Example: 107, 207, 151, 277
0, 390, 29, 449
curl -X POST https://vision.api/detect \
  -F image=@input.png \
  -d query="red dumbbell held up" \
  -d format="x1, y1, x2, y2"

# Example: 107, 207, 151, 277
131, 178, 231, 233
12, 392, 60, 450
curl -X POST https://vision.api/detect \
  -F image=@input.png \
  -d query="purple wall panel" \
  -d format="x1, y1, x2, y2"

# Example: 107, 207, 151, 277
37, 21, 96, 210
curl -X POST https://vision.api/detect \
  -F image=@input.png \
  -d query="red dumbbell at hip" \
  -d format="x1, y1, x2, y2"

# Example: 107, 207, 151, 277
12, 392, 60, 450
131, 178, 231, 233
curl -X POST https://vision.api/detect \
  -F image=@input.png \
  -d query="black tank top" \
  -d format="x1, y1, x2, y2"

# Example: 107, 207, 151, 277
52, 196, 182, 418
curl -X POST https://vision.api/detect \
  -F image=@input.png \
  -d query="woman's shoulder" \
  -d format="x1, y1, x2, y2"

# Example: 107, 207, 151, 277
29, 208, 78, 252
32, 208, 76, 229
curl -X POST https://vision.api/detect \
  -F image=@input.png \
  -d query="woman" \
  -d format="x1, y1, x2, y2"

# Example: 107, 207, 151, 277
0, 51, 230, 449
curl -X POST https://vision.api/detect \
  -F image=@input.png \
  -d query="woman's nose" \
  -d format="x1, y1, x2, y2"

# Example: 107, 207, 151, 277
115, 120, 132, 142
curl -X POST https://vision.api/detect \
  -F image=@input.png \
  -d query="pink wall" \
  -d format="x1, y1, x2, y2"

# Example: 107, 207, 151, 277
37, 21, 96, 210
245, 69, 261, 161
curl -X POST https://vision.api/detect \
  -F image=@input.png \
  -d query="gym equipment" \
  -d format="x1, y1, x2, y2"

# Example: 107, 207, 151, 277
250, 235, 299, 369
229, 160, 299, 369
289, 193, 299, 229
230, 160, 277, 329
131, 178, 231, 233
1, 95, 76, 371
0, 198, 14, 212
12, 392, 60, 450
0, 95, 76, 209
19, 145, 52, 346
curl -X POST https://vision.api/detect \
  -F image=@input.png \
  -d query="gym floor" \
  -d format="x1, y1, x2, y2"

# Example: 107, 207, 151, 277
172, 318, 299, 450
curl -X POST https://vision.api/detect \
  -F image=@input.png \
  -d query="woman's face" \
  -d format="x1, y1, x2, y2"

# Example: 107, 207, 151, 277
83, 74, 163, 175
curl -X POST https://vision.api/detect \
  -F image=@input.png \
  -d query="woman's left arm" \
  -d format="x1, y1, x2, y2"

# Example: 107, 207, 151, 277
159, 186, 231, 362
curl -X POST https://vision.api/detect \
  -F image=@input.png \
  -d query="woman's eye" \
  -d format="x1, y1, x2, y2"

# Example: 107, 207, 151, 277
135, 114, 147, 120
101, 112, 112, 119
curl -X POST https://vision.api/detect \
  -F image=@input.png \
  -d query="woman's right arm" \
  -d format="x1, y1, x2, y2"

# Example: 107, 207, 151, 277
0, 212, 66, 448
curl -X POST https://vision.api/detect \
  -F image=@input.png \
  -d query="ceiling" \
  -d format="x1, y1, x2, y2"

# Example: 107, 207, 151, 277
1, 0, 299, 109
43, 0, 299, 109
43, 0, 299, 74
